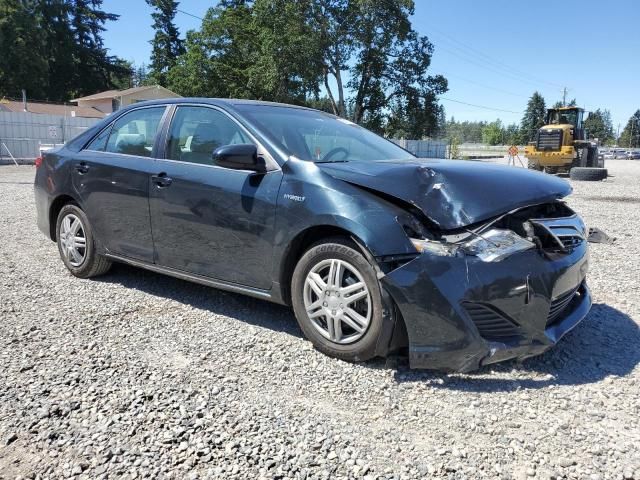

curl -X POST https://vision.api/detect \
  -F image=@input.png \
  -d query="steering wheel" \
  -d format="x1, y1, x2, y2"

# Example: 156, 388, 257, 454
321, 147, 349, 162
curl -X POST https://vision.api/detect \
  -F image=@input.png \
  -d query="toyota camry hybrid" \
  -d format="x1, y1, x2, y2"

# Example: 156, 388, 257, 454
34, 99, 591, 372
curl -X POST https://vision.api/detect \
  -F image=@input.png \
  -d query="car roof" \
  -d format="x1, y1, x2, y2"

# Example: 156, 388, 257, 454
121, 97, 318, 112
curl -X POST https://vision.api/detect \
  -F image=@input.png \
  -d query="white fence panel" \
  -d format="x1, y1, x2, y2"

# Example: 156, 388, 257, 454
0, 112, 100, 162
391, 138, 448, 159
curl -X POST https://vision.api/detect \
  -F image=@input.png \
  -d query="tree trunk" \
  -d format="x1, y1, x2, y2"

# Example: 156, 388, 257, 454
323, 67, 339, 116
334, 66, 345, 117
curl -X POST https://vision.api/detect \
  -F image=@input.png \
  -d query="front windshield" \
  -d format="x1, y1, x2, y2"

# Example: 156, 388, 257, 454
548, 109, 578, 126
235, 105, 415, 162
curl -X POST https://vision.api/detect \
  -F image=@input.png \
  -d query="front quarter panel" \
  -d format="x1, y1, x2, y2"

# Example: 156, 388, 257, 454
272, 158, 418, 277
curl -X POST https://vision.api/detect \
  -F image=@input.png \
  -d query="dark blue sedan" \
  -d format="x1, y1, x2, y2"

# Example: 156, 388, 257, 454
34, 99, 591, 371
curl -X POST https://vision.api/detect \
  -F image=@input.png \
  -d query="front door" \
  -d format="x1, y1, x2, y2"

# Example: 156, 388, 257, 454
73, 106, 167, 262
149, 105, 282, 289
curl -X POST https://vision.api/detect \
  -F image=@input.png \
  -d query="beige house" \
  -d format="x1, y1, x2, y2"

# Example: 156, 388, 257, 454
71, 85, 181, 114
0, 99, 105, 118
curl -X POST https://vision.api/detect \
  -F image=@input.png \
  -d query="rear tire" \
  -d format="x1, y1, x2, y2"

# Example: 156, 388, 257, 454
291, 238, 383, 363
569, 167, 608, 181
56, 204, 112, 278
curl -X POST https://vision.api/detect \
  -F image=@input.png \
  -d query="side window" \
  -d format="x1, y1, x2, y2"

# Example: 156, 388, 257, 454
85, 125, 112, 151
166, 106, 250, 164
105, 107, 165, 157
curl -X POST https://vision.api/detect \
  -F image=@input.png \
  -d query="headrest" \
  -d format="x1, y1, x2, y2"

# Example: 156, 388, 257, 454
114, 133, 146, 155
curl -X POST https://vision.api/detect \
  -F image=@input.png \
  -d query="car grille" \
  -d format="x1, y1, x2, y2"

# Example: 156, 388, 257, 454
559, 235, 583, 250
536, 129, 562, 151
546, 287, 579, 325
529, 214, 586, 253
462, 303, 521, 339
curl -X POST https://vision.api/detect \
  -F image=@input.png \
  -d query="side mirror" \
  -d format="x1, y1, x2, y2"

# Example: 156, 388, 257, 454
212, 144, 266, 173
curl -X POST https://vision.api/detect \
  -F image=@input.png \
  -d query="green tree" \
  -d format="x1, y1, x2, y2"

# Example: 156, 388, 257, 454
385, 93, 444, 139
482, 120, 503, 146
343, 1, 447, 132
552, 98, 577, 109
132, 63, 151, 87
252, 0, 323, 103
520, 92, 546, 142
0, 0, 48, 99
39, 0, 77, 101
109, 59, 134, 89
168, 0, 446, 137
168, 1, 319, 103
443, 117, 486, 143
503, 123, 521, 145
584, 109, 615, 145
618, 110, 640, 148
147, 0, 185, 86
0, 0, 128, 101
70, 0, 129, 98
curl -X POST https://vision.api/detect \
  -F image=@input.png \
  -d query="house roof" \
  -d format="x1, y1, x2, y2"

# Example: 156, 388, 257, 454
0, 100, 106, 118
71, 85, 180, 102
70, 90, 120, 102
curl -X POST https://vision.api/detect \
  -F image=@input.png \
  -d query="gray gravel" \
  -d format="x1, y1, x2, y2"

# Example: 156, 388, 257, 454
1, 160, 639, 480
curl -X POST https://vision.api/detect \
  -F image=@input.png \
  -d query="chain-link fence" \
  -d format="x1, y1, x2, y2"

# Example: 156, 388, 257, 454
0, 112, 99, 163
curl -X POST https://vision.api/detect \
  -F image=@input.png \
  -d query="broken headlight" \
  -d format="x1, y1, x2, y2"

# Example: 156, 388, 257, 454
411, 229, 535, 262
410, 238, 460, 257
462, 229, 535, 262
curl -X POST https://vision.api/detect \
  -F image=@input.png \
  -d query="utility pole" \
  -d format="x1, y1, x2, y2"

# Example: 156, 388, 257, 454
630, 118, 636, 149
562, 87, 568, 107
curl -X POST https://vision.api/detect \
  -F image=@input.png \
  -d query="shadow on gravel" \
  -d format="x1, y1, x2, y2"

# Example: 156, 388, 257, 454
393, 303, 640, 390
95, 264, 639, 389
96, 263, 303, 338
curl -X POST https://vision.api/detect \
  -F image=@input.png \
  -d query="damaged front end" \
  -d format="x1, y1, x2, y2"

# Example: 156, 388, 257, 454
381, 201, 591, 372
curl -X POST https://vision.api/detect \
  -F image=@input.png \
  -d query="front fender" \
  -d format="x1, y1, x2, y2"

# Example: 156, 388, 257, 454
273, 159, 416, 259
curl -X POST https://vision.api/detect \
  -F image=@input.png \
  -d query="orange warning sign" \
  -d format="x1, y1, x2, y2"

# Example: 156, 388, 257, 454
508, 145, 518, 156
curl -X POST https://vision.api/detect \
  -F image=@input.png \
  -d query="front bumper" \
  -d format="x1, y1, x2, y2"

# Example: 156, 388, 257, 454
381, 241, 591, 372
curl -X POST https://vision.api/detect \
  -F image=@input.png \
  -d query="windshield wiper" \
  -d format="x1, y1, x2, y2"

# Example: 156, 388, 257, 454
315, 160, 349, 164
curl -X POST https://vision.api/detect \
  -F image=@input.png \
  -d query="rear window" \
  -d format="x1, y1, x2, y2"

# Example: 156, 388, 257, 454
85, 107, 166, 157
105, 107, 166, 157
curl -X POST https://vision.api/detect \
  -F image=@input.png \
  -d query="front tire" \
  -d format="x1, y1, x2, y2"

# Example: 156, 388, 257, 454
56, 204, 112, 278
291, 238, 383, 363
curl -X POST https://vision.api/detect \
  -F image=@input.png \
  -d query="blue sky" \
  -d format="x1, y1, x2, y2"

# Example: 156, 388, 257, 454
103, 0, 640, 129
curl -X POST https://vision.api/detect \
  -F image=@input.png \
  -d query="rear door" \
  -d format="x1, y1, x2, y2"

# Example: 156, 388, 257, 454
73, 106, 168, 262
148, 105, 282, 289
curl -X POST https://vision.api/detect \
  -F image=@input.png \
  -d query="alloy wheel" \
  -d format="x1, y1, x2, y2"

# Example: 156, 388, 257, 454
303, 258, 372, 345
59, 213, 87, 267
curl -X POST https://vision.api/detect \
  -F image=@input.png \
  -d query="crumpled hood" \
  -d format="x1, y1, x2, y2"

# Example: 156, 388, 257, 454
318, 159, 572, 229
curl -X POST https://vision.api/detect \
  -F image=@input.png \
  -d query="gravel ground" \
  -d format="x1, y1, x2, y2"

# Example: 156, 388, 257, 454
0, 160, 639, 480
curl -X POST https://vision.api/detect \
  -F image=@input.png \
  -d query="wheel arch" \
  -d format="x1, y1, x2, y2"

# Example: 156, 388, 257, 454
278, 224, 369, 306
49, 194, 81, 241
278, 224, 409, 358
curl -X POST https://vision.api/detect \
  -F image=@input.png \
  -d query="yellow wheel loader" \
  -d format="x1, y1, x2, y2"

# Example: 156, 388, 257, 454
524, 107, 607, 181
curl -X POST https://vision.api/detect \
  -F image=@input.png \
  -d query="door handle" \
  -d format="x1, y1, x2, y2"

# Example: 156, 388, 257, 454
151, 173, 173, 187
74, 162, 89, 174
